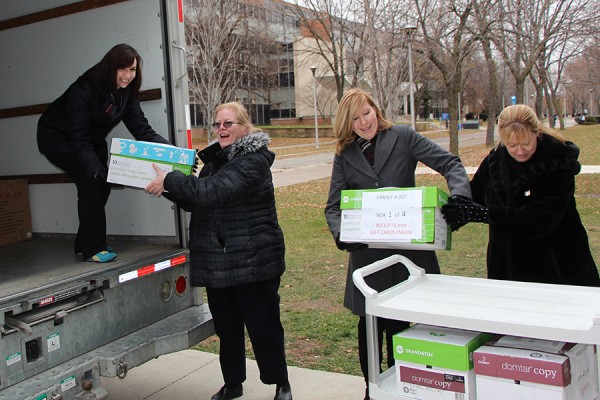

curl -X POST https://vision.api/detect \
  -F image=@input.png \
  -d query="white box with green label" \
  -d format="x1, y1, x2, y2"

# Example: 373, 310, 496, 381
339, 186, 450, 250
107, 138, 196, 189
393, 324, 491, 399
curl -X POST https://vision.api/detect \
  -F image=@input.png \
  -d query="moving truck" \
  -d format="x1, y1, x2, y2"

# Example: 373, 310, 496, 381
0, 1, 214, 399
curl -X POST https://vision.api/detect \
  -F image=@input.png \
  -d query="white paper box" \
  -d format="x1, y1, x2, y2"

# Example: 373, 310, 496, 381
107, 138, 195, 189
474, 336, 598, 400
392, 324, 490, 400
339, 187, 450, 250
107, 155, 176, 189
396, 361, 476, 400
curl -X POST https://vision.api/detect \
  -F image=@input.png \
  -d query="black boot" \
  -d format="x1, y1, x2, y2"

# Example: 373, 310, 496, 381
274, 382, 292, 400
210, 384, 243, 400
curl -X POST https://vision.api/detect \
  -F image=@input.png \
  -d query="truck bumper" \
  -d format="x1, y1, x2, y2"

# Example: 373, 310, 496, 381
0, 304, 213, 400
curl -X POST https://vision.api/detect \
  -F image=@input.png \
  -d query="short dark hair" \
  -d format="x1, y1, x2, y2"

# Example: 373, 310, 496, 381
85, 43, 143, 99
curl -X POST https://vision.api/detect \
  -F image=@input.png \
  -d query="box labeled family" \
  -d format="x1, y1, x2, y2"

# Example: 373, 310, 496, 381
339, 186, 450, 250
107, 138, 196, 189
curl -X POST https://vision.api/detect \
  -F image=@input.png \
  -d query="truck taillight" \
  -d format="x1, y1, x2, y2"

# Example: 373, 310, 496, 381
175, 275, 187, 296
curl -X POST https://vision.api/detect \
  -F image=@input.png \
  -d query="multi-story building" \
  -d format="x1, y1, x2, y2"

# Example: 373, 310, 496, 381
186, 0, 345, 127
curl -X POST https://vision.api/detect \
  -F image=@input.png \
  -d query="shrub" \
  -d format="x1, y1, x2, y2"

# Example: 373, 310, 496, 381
584, 116, 598, 124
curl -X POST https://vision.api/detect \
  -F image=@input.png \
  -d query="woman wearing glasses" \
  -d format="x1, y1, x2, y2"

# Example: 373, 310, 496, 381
145, 102, 292, 400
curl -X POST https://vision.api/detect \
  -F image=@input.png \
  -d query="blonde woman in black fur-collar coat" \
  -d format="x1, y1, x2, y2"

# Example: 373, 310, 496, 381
443, 104, 599, 287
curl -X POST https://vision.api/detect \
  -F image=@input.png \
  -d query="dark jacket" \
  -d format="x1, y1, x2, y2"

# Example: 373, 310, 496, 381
163, 131, 286, 288
471, 135, 599, 286
37, 75, 168, 179
324, 125, 472, 315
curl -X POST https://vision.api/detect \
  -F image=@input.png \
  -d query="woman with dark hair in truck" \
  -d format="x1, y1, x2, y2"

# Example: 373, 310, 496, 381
37, 43, 169, 263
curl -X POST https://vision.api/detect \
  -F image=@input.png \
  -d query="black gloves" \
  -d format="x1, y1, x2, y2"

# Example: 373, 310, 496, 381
335, 234, 368, 252
441, 195, 488, 232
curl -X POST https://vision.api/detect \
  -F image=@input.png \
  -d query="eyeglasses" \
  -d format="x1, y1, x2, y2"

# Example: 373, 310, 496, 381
211, 121, 240, 129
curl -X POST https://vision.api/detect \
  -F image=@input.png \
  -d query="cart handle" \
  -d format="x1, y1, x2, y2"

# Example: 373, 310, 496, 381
352, 254, 425, 299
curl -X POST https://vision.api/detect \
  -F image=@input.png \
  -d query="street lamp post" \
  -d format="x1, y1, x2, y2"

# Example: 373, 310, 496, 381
403, 26, 417, 131
310, 66, 319, 148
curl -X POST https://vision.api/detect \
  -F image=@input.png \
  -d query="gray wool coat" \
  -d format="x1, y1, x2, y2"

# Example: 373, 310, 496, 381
324, 125, 472, 315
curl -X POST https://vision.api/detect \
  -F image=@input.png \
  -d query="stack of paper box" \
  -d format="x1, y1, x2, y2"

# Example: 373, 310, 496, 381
340, 186, 450, 250
474, 335, 598, 400
393, 324, 491, 399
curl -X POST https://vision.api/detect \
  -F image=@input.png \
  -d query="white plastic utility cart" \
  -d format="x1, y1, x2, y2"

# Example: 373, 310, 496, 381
353, 254, 600, 400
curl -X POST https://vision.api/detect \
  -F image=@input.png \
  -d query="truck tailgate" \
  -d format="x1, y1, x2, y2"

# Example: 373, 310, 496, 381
0, 237, 185, 309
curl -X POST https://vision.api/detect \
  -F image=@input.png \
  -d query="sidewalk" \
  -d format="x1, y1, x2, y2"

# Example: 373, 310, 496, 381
101, 350, 365, 399
271, 156, 600, 188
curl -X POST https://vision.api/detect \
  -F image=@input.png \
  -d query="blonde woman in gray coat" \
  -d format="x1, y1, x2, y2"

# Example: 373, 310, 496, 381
324, 88, 472, 400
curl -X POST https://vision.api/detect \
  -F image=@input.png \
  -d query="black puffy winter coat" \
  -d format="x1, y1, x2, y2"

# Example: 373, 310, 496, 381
163, 131, 286, 288
471, 135, 599, 286
37, 75, 168, 179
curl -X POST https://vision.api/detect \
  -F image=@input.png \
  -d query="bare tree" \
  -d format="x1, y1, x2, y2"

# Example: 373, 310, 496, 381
471, 0, 501, 147
361, 0, 415, 121
414, 0, 479, 155
185, 0, 245, 142
284, 0, 365, 102
564, 40, 600, 115
491, 0, 589, 107
541, 0, 596, 128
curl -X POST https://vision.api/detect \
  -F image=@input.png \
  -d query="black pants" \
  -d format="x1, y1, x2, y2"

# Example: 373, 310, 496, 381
206, 277, 289, 386
44, 153, 111, 259
358, 316, 409, 386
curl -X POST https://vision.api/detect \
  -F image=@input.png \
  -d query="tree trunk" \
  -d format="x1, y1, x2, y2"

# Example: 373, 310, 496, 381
447, 85, 460, 155
481, 36, 498, 147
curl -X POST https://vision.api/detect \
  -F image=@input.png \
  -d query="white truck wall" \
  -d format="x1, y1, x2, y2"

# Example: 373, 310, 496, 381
0, 0, 181, 235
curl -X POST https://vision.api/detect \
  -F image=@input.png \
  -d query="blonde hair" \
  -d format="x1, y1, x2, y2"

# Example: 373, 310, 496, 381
333, 88, 393, 155
498, 104, 565, 146
213, 101, 258, 133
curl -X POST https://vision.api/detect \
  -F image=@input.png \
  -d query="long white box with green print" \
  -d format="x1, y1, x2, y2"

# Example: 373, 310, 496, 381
339, 186, 450, 250
107, 138, 196, 189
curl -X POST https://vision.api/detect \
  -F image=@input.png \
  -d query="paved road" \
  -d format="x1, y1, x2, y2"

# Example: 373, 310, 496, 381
271, 121, 598, 188
271, 129, 493, 171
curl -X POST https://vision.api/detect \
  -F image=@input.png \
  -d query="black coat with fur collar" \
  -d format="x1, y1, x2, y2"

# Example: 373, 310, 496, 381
163, 131, 285, 288
471, 135, 599, 286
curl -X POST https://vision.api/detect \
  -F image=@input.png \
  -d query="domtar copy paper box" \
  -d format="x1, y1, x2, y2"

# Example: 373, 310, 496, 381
339, 187, 450, 250
393, 324, 492, 400
473, 335, 599, 400
107, 138, 196, 189
396, 362, 476, 400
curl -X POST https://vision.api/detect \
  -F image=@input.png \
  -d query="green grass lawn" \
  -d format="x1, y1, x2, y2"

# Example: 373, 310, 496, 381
193, 123, 600, 376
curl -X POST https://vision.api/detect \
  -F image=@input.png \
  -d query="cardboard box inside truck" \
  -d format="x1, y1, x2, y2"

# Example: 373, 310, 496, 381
0, 179, 32, 246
